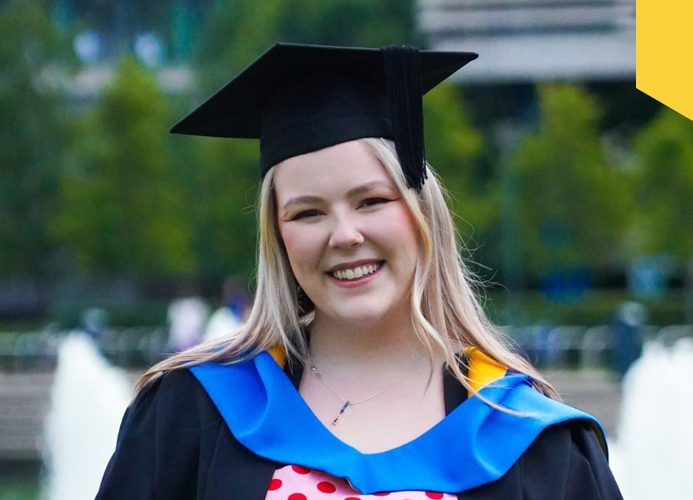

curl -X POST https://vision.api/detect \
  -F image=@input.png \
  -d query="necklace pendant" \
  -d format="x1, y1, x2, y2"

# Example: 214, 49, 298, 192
332, 401, 351, 426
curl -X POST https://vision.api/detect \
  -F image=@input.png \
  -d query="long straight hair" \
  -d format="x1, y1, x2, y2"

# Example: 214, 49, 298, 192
136, 138, 558, 400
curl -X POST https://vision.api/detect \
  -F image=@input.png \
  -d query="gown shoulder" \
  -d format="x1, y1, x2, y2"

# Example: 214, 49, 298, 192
95, 368, 226, 499
460, 419, 623, 500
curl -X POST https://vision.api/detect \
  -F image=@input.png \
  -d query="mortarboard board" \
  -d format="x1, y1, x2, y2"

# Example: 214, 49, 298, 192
171, 43, 477, 191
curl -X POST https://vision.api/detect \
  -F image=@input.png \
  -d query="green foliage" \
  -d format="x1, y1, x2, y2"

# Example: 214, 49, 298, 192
3, 0, 663, 299
508, 84, 632, 277
631, 107, 693, 257
0, 0, 75, 278
487, 289, 687, 326
53, 58, 194, 276
423, 82, 494, 245
174, 136, 260, 282
275, 0, 415, 47
193, 0, 416, 89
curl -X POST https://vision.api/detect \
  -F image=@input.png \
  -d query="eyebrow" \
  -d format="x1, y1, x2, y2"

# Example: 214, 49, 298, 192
281, 180, 395, 211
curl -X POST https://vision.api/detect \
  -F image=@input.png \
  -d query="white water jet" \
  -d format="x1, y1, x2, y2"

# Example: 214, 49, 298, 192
42, 333, 133, 500
203, 306, 243, 342
609, 339, 693, 500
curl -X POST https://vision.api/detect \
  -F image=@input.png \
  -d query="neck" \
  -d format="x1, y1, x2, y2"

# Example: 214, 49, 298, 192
307, 305, 434, 372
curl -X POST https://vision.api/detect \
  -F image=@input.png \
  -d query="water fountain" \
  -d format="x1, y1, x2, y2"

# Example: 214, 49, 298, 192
42, 333, 132, 500
609, 338, 693, 499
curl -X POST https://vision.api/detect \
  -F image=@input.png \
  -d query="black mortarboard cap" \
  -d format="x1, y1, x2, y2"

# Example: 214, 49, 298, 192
171, 43, 477, 191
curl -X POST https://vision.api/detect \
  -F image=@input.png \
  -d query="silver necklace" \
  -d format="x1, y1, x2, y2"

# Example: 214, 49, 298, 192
309, 360, 422, 426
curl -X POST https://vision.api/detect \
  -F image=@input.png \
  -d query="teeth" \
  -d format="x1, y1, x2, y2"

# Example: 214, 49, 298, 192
332, 262, 381, 281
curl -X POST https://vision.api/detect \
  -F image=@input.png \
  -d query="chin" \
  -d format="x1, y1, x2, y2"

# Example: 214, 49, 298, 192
326, 301, 397, 325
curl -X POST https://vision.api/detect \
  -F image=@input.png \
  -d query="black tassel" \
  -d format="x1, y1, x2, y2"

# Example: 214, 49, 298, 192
382, 45, 427, 192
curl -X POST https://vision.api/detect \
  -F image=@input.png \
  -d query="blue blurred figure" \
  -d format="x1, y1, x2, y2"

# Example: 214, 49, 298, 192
611, 302, 647, 379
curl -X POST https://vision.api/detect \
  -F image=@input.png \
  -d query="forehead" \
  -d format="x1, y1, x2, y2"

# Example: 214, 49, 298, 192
273, 141, 396, 201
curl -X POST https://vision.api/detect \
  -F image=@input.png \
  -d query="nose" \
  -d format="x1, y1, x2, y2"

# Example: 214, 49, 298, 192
328, 211, 365, 249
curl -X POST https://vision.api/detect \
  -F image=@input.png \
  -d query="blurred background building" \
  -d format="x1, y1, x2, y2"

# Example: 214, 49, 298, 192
421, 0, 635, 82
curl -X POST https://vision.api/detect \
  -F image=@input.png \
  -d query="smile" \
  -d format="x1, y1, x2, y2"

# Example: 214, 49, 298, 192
330, 261, 383, 281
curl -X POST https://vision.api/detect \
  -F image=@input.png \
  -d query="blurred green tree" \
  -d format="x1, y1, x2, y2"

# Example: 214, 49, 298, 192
53, 57, 194, 277
171, 135, 261, 283
423, 83, 493, 252
508, 84, 631, 278
0, 0, 75, 279
631, 107, 693, 258
193, 0, 416, 86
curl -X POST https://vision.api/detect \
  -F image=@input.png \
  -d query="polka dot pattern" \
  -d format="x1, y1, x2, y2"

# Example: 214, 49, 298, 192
317, 481, 337, 493
264, 465, 457, 500
425, 493, 444, 499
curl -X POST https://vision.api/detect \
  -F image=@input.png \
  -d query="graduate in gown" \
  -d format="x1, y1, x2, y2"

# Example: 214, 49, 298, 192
96, 43, 623, 500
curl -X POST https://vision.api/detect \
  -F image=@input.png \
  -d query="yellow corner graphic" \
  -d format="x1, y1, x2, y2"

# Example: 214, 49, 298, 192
637, 1, 693, 120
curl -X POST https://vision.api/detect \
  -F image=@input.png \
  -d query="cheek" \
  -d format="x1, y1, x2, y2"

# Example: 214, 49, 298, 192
388, 217, 420, 283
279, 225, 321, 274
378, 208, 419, 255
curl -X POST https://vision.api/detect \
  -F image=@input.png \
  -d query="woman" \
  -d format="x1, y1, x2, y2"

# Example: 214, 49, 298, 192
96, 43, 622, 499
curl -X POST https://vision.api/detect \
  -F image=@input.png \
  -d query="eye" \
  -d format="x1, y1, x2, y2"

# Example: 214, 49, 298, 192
291, 209, 321, 221
360, 197, 391, 208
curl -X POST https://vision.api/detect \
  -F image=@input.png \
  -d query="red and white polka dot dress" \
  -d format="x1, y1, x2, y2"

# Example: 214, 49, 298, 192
265, 465, 456, 500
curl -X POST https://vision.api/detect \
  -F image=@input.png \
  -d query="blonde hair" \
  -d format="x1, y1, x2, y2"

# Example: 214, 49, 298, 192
136, 138, 557, 400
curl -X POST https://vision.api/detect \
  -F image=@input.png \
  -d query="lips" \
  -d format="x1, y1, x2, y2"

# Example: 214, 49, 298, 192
326, 259, 384, 273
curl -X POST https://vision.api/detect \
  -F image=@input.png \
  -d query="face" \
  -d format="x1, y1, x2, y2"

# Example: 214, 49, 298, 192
274, 140, 419, 326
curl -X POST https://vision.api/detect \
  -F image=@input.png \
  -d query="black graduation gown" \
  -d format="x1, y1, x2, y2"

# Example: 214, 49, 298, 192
96, 360, 623, 500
